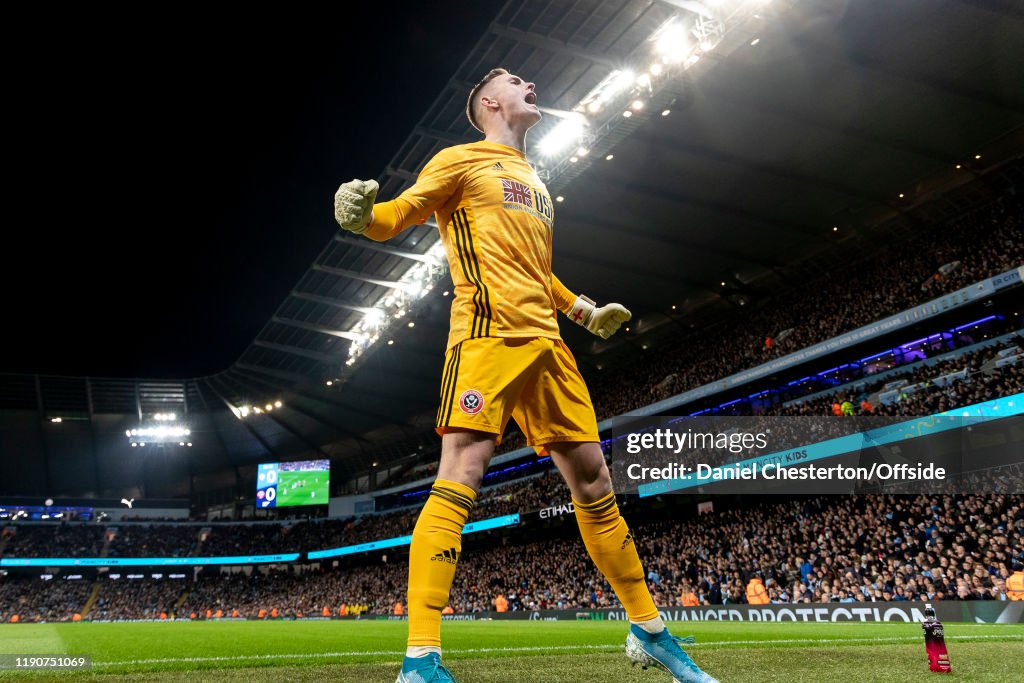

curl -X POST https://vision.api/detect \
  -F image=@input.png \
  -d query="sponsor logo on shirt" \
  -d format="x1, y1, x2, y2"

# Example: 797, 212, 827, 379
499, 177, 553, 227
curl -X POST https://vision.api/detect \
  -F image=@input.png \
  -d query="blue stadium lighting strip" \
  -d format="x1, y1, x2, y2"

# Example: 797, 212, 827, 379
307, 513, 521, 560
399, 459, 553, 499
0, 553, 301, 568
1, 516, 522, 568
638, 392, 1024, 497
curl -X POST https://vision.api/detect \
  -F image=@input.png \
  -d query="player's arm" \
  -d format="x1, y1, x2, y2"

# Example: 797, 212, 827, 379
552, 273, 632, 340
333, 148, 463, 242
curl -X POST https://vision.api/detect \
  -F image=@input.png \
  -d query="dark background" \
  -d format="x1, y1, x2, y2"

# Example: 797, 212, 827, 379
4, 2, 496, 378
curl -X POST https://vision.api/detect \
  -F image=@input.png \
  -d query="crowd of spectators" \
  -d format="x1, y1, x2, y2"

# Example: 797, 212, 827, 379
629, 492, 1022, 607
775, 339, 1024, 419
585, 196, 1022, 422
178, 489, 1023, 616
3, 196, 1022, 620
4, 341, 1022, 566
346, 196, 1023, 477
107, 525, 200, 558
180, 568, 389, 619
473, 471, 567, 518
6, 486, 1018, 620
1, 467, 581, 560
88, 577, 183, 621
1, 524, 104, 558
0, 577, 92, 623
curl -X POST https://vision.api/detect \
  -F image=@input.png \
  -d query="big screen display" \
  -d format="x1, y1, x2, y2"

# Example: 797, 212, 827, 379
256, 459, 330, 508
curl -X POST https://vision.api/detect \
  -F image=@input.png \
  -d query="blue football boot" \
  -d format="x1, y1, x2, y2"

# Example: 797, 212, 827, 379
395, 652, 456, 682
625, 624, 718, 682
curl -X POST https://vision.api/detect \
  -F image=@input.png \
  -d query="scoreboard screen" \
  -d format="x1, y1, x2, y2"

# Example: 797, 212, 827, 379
256, 459, 330, 508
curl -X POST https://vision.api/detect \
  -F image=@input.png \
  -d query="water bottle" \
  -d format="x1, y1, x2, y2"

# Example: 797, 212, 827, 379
921, 603, 951, 673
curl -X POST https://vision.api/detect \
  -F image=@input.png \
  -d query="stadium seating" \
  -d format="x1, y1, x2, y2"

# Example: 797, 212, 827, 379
2, 196, 1022, 621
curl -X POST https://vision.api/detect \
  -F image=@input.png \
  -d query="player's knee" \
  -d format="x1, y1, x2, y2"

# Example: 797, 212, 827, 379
438, 429, 495, 489
451, 462, 486, 490
574, 463, 613, 503
580, 454, 611, 486
436, 454, 487, 490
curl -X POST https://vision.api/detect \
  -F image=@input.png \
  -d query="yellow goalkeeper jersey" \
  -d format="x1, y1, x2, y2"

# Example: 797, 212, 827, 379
365, 141, 577, 350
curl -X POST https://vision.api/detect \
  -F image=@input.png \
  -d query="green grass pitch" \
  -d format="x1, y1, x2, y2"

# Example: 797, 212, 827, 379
274, 471, 328, 507
0, 620, 1021, 681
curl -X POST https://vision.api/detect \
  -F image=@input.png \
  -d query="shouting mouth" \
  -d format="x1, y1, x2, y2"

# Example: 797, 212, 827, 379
525, 92, 538, 106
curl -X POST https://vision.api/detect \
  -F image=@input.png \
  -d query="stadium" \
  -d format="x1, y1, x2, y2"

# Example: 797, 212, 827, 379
2, 1, 1023, 681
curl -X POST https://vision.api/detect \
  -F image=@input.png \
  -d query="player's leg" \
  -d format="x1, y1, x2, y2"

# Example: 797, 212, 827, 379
548, 441, 717, 683
400, 429, 494, 682
401, 338, 527, 682
518, 340, 716, 682
548, 441, 660, 626
434, 427, 495, 490
512, 339, 661, 626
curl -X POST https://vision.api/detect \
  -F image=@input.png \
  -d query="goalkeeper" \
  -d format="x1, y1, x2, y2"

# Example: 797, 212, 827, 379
334, 68, 716, 683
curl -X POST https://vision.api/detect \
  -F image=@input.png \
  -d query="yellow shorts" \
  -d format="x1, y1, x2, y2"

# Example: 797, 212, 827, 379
434, 336, 599, 452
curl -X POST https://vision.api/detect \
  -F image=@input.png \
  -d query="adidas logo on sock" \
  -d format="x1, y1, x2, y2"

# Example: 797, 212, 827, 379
492, 162, 505, 170
430, 547, 459, 564
620, 532, 634, 550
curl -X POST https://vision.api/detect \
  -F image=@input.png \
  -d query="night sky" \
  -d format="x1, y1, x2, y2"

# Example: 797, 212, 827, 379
5, 2, 497, 379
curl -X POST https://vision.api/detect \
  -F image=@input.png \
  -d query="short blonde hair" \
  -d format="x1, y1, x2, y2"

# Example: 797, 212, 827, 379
466, 67, 509, 133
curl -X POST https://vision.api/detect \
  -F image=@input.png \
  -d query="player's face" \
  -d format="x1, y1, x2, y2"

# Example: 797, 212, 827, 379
489, 73, 541, 128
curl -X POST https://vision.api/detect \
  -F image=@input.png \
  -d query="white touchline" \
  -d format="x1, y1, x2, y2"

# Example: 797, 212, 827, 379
92, 634, 1020, 667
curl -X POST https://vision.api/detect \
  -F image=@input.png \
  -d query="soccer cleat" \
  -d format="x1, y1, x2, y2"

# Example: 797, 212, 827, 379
395, 653, 457, 682
626, 624, 718, 683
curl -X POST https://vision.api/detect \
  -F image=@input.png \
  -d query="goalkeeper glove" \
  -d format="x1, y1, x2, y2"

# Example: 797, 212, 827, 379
568, 295, 631, 339
333, 179, 379, 234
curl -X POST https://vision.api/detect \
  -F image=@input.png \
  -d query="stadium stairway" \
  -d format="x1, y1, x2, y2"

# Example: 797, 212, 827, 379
99, 527, 116, 558
982, 345, 1023, 374
81, 582, 102, 618
194, 528, 210, 556
173, 589, 190, 616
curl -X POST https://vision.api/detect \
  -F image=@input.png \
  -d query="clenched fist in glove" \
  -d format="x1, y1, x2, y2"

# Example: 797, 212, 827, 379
334, 179, 379, 234
568, 295, 631, 339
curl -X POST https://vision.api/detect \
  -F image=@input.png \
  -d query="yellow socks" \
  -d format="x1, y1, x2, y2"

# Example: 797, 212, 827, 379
407, 479, 477, 648
406, 484, 656, 647
573, 492, 659, 622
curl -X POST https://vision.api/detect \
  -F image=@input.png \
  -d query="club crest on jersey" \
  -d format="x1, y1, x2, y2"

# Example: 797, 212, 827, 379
459, 389, 484, 415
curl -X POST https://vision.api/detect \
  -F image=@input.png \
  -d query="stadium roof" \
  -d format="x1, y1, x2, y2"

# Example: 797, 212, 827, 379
2, 0, 1022, 500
